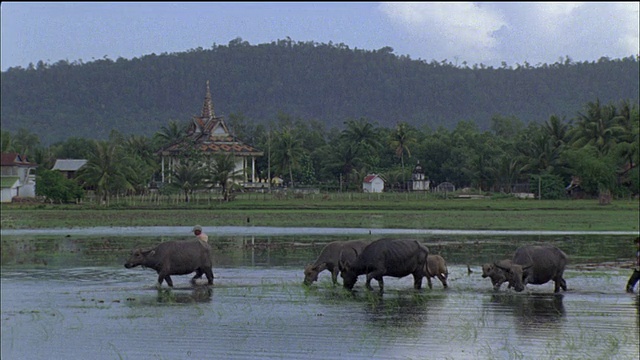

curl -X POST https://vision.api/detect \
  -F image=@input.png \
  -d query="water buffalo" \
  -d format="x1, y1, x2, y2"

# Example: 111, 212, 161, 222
124, 240, 214, 287
425, 254, 448, 289
303, 240, 370, 285
482, 259, 518, 291
496, 245, 568, 293
339, 238, 429, 292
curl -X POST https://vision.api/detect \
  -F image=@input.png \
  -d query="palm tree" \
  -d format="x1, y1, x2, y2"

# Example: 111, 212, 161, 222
11, 128, 41, 157
543, 115, 570, 150
1, 130, 14, 153
389, 122, 417, 189
568, 100, 629, 203
321, 141, 362, 191
341, 117, 382, 159
154, 120, 186, 148
613, 100, 639, 178
123, 135, 159, 194
209, 153, 243, 201
76, 140, 135, 204
271, 127, 304, 187
166, 161, 207, 202
570, 100, 625, 155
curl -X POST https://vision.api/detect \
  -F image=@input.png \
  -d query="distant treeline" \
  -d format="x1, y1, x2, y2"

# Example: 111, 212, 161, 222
1, 37, 639, 145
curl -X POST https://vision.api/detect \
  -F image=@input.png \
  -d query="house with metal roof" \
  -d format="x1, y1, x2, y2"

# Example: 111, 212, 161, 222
52, 159, 88, 179
157, 81, 263, 186
1, 153, 37, 202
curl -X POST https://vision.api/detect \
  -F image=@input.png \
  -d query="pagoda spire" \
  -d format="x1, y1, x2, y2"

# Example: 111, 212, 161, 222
201, 80, 215, 119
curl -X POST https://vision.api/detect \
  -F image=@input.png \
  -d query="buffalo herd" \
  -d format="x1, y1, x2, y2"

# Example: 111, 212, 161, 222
125, 237, 569, 294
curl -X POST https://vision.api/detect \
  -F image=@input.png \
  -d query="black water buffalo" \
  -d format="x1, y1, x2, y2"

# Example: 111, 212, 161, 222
482, 259, 518, 291
496, 245, 568, 293
339, 238, 429, 292
303, 240, 370, 285
124, 240, 214, 287
425, 254, 449, 289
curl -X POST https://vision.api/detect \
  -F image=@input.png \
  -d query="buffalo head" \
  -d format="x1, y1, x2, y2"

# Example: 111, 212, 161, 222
338, 248, 359, 290
124, 248, 154, 269
303, 264, 321, 285
340, 267, 358, 290
494, 261, 531, 292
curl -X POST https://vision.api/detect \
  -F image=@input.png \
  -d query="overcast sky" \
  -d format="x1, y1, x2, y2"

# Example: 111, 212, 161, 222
1, 2, 638, 71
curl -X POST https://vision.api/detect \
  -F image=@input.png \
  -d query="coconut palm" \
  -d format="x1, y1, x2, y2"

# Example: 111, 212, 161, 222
209, 153, 243, 201
76, 140, 135, 204
123, 135, 159, 194
389, 122, 417, 189
166, 160, 207, 202
341, 117, 382, 160
570, 100, 625, 155
271, 127, 304, 187
320, 141, 362, 191
154, 120, 186, 148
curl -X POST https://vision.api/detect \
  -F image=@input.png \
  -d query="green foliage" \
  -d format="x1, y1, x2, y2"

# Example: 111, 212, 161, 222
529, 174, 567, 200
1, 130, 13, 153
563, 147, 618, 195
2, 96, 638, 203
75, 140, 136, 203
208, 153, 243, 201
35, 169, 84, 203
3, 40, 636, 146
51, 137, 95, 159
165, 160, 208, 202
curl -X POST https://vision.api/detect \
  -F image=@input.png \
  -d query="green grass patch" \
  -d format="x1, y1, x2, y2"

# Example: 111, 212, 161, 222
1, 197, 637, 232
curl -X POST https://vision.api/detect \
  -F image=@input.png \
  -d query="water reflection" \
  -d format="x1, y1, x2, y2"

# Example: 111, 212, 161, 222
490, 293, 566, 335
363, 293, 443, 328
2, 233, 636, 270
155, 287, 213, 304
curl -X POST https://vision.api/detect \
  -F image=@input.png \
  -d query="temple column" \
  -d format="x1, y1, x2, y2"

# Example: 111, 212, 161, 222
161, 156, 165, 183
251, 156, 256, 183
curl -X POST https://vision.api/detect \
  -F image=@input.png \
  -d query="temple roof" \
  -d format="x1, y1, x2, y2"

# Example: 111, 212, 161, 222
159, 81, 263, 157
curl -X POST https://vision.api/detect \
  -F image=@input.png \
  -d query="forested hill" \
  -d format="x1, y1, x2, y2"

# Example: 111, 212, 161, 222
2, 38, 638, 145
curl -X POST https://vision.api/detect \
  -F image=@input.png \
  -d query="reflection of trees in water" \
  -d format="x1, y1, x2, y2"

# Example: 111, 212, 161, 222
156, 286, 213, 304
490, 293, 565, 336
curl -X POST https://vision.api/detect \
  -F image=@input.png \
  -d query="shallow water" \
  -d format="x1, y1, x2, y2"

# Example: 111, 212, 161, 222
1, 230, 639, 360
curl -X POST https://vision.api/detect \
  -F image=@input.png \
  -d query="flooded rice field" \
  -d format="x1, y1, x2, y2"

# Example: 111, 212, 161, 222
1, 228, 639, 360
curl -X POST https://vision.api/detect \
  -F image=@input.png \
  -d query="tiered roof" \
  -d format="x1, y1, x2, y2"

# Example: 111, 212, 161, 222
160, 81, 262, 156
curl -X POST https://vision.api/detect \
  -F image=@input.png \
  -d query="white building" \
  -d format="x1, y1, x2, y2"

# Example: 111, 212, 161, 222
363, 174, 384, 193
410, 162, 430, 191
1, 153, 37, 202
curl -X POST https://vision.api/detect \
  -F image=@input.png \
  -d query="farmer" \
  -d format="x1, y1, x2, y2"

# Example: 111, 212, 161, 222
193, 225, 209, 243
626, 236, 640, 293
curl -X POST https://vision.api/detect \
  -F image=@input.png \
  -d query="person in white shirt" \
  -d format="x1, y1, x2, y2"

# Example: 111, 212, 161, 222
193, 225, 209, 242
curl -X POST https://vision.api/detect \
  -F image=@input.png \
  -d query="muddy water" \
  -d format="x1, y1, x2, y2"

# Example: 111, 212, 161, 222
1, 230, 639, 360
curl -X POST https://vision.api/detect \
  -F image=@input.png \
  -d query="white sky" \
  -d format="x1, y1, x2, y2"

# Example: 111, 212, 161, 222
1, 2, 638, 71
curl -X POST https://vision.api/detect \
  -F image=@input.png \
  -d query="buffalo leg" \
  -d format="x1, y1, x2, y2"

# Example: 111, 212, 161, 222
163, 275, 173, 287
204, 268, 214, 285
375, 277, 384, 293
413, 273, 423, 290
554, 277, 567, 292
366, 269, 386, 291
331, 267, 339, 285
364, 275, 374, 291
426, 276, 433, 289
191, 270, 203, 284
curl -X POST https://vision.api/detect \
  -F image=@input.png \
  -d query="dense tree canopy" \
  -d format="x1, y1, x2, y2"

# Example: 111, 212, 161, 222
4, 98, 636, 204
1, 39, 637, 145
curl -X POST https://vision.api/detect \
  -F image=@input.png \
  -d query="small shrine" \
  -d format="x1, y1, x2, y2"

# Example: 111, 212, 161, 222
410, 161, 430, 191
